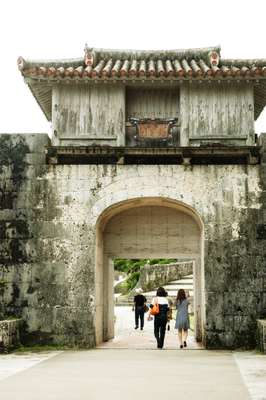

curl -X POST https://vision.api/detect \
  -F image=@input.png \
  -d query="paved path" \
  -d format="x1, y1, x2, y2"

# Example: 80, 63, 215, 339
234, 352, 266, 400
0, 352, 60, 382
0, 306, 265, 399
98, 306, 201, 349
0, 349, 257, 400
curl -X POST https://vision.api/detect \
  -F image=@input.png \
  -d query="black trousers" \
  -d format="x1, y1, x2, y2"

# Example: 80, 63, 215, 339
135, 306, 144, 328
154, 314, 167, 348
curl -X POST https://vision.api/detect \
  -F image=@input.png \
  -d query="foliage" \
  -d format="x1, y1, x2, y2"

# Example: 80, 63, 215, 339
114, 258, 177, 294
114, 281, 129, 295
126, 271, 140, 291
114, 258, 177, 273
114, 271, 140, 294
114, 259, 145, 273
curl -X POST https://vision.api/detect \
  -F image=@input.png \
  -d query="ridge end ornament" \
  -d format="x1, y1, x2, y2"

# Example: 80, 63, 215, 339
84, 44, 95, 67
208, 51, 220, 66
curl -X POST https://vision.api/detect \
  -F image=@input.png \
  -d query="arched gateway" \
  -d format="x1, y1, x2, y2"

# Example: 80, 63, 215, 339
1, 44, 264, 352
95, 197, 204, 346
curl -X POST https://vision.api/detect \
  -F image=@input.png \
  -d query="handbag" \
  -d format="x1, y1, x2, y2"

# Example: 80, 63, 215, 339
143, 304, 149, 313
150, 298, 160, 316
167, 308, 172, 321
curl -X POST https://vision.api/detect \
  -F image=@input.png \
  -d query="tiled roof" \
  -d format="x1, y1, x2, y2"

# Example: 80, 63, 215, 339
17, 45, 266, 121
18, 46, 266, 80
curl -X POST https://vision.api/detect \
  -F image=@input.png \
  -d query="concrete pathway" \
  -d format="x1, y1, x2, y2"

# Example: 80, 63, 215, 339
0, 306, 265, 399
0, 352, 60, 382
98, 306, 202, 349
234, 352, 266, 400
0, 349, 255, 400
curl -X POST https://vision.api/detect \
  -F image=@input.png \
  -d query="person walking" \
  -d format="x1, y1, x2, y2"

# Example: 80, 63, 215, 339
149, 287, 169, 349
133, 288, 147, 330
175, 288, 190, 349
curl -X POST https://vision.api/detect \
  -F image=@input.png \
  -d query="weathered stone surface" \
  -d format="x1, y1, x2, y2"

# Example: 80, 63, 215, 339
0, 319, 21, 352
0, 133, 266, 349
136, 262, 193, 292
257, 319, 266, 353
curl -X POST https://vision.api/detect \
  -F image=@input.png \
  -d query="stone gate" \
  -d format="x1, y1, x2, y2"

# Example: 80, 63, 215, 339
0, 45, 266, 348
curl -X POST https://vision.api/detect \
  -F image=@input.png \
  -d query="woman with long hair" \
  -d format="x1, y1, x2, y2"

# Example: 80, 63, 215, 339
148, 286, 169, 349
175, 288, 190, 349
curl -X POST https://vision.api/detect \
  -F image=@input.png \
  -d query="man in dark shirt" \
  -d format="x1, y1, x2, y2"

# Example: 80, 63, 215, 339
133, 288, 147, 330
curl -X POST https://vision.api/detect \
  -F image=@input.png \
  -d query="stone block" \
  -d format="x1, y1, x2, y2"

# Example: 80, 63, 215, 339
21, 306, 54, 341
257, 319, 266, 353
259, 132, 266, 149
31, 262, 66, 285
0, 190, 17, 210
0, 133, 50, 153
0, 219, 32, 240
52, 306, 95, 347
260, 165, 266, 183
138, 261, 193, 291
223, 331, 235, 348
257, 224, 266, 240
0, 319, 21, 352
24, 153, 46, 165
0, 264, 32, 283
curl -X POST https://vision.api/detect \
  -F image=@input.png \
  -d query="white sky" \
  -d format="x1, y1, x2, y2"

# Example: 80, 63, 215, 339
1, 0, 266, 136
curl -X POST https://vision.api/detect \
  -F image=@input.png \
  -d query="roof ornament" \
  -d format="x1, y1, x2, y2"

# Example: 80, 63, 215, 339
17, 56, 25, 71
84, 44, 95, 67
208, 51, 220, 67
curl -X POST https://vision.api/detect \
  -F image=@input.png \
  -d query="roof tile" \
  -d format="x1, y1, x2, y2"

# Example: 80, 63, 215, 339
17, 45, 266, 121
102, 59, 113, 77
165, 60, 174, 76
18, 46, 266, 81
191, 60, 202, 76
173, 60, 183, 76
121, 59, 130, 76
111, 60, 122, 76
148, 60, 156, 76
157, 60, 165, 76
129, 60, 138, 76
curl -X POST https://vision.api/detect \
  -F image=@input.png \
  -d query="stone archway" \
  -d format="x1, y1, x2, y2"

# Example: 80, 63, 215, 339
95, 197, 204, 346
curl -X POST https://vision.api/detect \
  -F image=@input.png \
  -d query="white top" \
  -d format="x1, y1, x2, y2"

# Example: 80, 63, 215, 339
152, 296, 169, 305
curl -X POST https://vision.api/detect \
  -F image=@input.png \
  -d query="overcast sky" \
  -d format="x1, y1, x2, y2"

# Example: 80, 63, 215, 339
1, 0, 266, 136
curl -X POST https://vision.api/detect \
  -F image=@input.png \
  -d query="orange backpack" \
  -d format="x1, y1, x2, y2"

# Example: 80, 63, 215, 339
150, 299, 160, 316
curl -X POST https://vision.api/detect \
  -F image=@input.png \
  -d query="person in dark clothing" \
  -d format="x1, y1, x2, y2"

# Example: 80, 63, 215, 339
133, 288, 147, 330
149, 286, 169, 349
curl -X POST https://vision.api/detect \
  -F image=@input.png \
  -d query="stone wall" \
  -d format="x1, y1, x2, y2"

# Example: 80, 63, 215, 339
0, 319, 21, 352
204, 134, 266, 348
0, 134, 96, 347
0, 132, 265, 349
257, 319, 266, 353
137, 261, 193, 292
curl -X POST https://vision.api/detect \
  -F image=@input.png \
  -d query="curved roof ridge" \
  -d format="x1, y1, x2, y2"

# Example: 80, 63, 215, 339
17, 56, 84, 70
86, 45, 221, 61
221, 58, 266, 67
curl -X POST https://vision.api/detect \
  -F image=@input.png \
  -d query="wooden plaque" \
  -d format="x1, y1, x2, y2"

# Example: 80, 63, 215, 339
138, 122, 169, 139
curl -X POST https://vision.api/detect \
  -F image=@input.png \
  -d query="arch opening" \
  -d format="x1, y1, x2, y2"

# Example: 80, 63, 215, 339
95, 197, 205, 347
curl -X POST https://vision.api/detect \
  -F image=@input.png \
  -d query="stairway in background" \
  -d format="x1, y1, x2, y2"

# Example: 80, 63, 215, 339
115, 274, 194, 306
